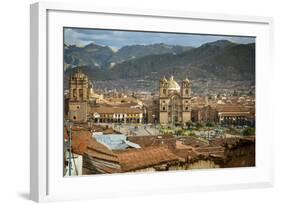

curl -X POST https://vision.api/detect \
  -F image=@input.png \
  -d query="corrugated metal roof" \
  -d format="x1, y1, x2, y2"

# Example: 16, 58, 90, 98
94, 134, 141, 150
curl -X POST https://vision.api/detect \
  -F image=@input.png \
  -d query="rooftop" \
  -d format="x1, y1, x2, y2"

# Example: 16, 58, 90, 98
91, 106, 143, 114
117, 146, 182, 172
93, 134, 141, 150
128, 135, 176, 150
216, 105, 249, 113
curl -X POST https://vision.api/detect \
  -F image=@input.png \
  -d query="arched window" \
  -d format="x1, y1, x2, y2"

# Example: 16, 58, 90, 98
185, 89, 188, 95
73, 89, 77, 98
163, 89, 166, 95
79, 89, 83, 97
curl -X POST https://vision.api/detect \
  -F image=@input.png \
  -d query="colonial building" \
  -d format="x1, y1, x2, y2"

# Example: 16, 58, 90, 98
216, 105, 252, 126
191, 105, 218, 123
90, 107, 144, 123
68, 69, 96, 122
67, 70, 144, 123
159, 76, 192, 126
145, 96, 159, 124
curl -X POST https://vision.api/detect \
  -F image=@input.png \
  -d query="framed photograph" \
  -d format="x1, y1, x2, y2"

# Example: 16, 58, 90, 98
30, 2, 274, 202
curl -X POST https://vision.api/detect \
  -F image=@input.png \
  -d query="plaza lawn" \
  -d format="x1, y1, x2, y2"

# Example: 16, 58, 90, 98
160, 127, 199, 137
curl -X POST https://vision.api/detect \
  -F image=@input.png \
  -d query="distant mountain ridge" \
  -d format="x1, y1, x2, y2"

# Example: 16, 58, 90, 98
64, 43, 114, 70
109, 43, 194, 64
64, 42, 194, 70
64, 40, 255, 88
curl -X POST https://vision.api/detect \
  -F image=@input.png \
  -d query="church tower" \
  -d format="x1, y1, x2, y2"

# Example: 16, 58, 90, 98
159, 77, 169, 124
159, 75, 192, 126
181, 77, 192, 124
68, 69, 90, 122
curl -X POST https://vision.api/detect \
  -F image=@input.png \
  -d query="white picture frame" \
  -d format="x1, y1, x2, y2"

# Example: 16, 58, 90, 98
30, 1, 274, 202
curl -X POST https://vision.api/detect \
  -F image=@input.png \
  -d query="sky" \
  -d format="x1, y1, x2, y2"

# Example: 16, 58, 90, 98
64, 27, 255, 49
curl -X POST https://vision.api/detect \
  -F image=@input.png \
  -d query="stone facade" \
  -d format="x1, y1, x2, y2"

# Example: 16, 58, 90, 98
191, 105, 218, 123
90, 107, 144, 123
68, 69, 93, 122
146, 96, 159, 124
67, 70, 144, 123
216, 105, 252, 126
159, 76, 192, 126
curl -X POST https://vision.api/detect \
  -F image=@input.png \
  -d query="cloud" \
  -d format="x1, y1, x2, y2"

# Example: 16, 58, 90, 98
64, 28, 255, 48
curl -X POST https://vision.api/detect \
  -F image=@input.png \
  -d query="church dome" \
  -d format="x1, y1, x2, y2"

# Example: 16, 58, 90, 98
167, 76, 180, 91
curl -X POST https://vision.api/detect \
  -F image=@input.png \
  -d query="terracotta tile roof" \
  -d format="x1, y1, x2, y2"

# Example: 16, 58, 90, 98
87, 137, 117, 157
117, 146, 181, 172
209, 137, 255, 149
64, 127, 92, 155
82, 135, 181, 173
113, 102, 140, 107
66, 127, 117, 158
85, 148, 118, 163
91, 106, 143, 114
219, 112, 250, 117
72, 139, 89, 155
128, 135, 175, 149
89, 161, 121, 174
83, 135, 121, 174
66, 127, 182, 173
195, 147, 225, 154
181, 136, 208, 148
172, 148, 198, 160
216, 105, 249, 113
176, 140, 192, 149
71, 129, 92, 138
69, 127, 256, 173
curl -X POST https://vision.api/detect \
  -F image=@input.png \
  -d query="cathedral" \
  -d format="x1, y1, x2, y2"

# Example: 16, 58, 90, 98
159, 76, 192, 125
67, 70, 192, 125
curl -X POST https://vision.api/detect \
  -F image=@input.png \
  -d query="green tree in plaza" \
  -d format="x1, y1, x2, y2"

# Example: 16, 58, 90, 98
185, 121, 193, 129
175, 129, 184, 136
243, 127, 255, 136
206, 121, 214, 127
195, 122, 203, 129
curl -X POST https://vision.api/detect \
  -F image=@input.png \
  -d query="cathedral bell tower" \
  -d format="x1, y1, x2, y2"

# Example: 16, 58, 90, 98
159, 77, 169, 124
68, 69, 90, 122
181, 77, 192, 124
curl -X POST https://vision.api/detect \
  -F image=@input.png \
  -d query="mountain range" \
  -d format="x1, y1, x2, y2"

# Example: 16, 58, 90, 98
64, 42, 194, 70
64, 40, 255, 88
